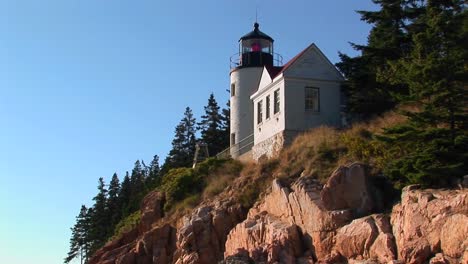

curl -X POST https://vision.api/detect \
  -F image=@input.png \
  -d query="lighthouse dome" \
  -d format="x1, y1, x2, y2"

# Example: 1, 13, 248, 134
239, 22, 274, 42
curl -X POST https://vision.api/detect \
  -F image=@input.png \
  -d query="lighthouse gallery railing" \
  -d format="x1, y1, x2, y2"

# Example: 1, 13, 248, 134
216, 133, 254, 159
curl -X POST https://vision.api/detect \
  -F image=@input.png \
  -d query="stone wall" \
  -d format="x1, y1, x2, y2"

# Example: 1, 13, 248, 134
252, 130, 299, 161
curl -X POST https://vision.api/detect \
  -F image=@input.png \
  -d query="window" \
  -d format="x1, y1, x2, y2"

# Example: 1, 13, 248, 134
231, 83, 236, 97
231, 133, 236, 146
273, 89, 280, 114
257, 100, 263, 124
266, 95, 271, 119
305, 87, 320, 112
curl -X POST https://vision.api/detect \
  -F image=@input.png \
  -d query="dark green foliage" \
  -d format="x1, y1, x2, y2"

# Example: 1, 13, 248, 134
107, 173, 121, 230
336, 0, 467, 188
119, 172, 132, 218
198, 93, 229, 155
111, 211, 141, 241
88, 177, 109, 254
160, 168, 201, 211
64, 205, 91, 264
336, 0, 418, 118
127, 160, 146, 214
146, 155, 161, 189
193, 157, 228, 176
378, 125, 468, 188
162, 107, 197, 173
376, 0, 468, 188
160, 158, 231, 212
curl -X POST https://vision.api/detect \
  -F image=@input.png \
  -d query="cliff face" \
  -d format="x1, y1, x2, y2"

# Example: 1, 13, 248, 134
89, 163, 468, 264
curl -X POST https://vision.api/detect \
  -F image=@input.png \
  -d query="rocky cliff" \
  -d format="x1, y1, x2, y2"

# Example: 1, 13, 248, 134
89, 163, 468, 264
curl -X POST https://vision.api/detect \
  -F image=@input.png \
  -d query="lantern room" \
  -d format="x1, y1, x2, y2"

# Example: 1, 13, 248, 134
238, 23, 274, 68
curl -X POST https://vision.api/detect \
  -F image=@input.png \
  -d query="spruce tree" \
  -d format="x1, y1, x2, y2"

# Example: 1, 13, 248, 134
146, 155, 161, 189
88, 177, 109, 253
107, 173, 121, 233
119, 172, 132, 218
378, 0, 467, 187
336, 0, 418, 118
198, 93, 225, 155
162, 107, 197, 172
127, 160, 146, 213
64, 205, 89, 264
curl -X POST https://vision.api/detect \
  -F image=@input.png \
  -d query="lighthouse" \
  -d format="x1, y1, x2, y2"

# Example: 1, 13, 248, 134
227, 23, 344, 161
229, 23, 280, 158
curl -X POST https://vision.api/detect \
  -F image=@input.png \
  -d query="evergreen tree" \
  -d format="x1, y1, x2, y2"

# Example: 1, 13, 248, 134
378, 0, 468, 187
336, 0, 420, 118
198, 93, 226, 155
127, 160, 146, 213
119, 172, 132, 218
107, 173, 121, 232
146, 155, 161, 189
64, 205, 90, 264
162, 107, 197, 172
88, 177, 109, 253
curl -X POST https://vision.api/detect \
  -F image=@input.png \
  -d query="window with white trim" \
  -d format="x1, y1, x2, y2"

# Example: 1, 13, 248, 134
305, 87, 320, 112
273, 89, 280, 114
266, 95, 271, 119
257, 100, 263, 124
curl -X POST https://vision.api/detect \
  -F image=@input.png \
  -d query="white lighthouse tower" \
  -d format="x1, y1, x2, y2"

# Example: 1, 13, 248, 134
229, 23, 279, 158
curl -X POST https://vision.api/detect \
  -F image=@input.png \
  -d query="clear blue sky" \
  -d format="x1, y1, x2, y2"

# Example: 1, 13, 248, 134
0, 1, 377, 263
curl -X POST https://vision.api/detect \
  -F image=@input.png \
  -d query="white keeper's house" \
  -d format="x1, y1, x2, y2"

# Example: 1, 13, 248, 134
228, 23, 345, 161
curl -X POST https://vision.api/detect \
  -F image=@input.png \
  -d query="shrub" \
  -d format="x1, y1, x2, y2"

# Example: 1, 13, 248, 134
160, 158, 240, 212
160, 168, 202, 211
172, 193, 202, 213
111, 211, 141, 240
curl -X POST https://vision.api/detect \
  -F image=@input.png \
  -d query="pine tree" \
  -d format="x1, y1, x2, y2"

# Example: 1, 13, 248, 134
378, 0, 468, 187
107, 173, 121, 233
162, 107, 197, 172
127, 160, 146, 213
65, 205, 91, 264
119, 172, 132, 218
88, 177, 109, 254
198, 93, 226, 155
146, 155, 161, 189
336, 0, 419, 118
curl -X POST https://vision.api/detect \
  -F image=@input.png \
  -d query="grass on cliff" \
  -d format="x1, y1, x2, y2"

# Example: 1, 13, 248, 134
159, 157, 243, 214
111, 211, 141, 241
275, 110, 406, 183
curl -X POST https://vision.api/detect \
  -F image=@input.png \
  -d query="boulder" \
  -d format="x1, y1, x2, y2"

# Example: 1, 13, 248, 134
174, 199, 247, 264
440, 214, 468, 259
225, 212, 303, 263
250, 163, 378, 260
429, 253, 450, 264
334, 214, 396, 263
321, 163, 375, 216
139, 191, 165, 233
391, 186, 468, 264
